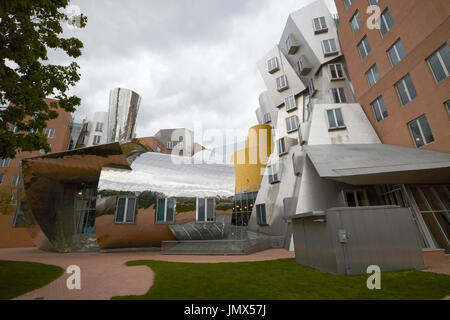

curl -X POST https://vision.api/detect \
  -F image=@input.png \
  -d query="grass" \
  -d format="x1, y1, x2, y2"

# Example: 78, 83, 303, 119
113, 259, 450, 300
0, 260, 64, 300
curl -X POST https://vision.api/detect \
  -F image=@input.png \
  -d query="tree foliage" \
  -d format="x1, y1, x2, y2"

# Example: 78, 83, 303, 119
0, 0, 87, 158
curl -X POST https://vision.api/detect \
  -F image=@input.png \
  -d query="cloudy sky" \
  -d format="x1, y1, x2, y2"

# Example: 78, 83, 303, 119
61, 0, 336, 144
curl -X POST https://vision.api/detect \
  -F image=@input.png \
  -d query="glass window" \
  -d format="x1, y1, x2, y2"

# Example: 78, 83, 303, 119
197, 198, 205, 222
285, 95, 297, 112
379, 8, 394, 37
267, 164, 279, 184
358, 36, 371, 60
445, 100, 450, 115
330, 88, 347, 103
366, 64, 380, 87
93, 135, 101, 145
263, 113, 271, 124
256, 204, 268, 225
95, 122, 103, 132
369, 0, 379, 5
156, 198, 176, 224
166, 141, 173, 150
278, 138, 287, 156
345, 190, 369, 207
115, 197, 136, 224
329, 64, 344, 80
313, 16, 327, 33
427, 43, 450, 83
395, 74, 418, 105
17, 158, 23, 168
327, 108, 345, 129
0, 174, 3, 185
276, 75, 288, 91
408, 115, 435, 148
11, 175, 20, 187
343, 0, 353, 10
45, 128, 55, 139
0, 158, 10, 167
387, 39, 406, 66
197, 198, 215, 222
350, 11, 362, 33
286, 116, 298, 133
371, 96, 388, 122
267, 57, 279, 73
308, 78, 316, 96
322, 39, 338, 56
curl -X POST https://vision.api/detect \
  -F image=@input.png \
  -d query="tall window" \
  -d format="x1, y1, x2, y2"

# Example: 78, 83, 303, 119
0, 174, 3, 185
95, 122, 103, 132
379, 8, 394, 37
427, 43, 450, 83
156, 198, 176, 224
368, 0, 379, 5
366, 64, 380, 87
267, 57, 279, 73
285, 95, 297, 112
276, 75, 288, 91
256, 204, 268, 226
408, 115, 435, 148
0, 158, 10, 167
197, 198, 216, 222
11, 175, 20, 187
263, 113, 271, 124
286, 34, 298, 54
330, 88, 347, 103
267, 164, 279, 184
329, 64, 345, 80
395, 74, 418, 106
350, 11, 362, 33
322, 39, 338, 56
45, 128, 55, 139
343, 0, 353, 10
278, 138, 287, 156
358, 36, 371, 60
93, 135, 101, 145
344, 190, 369, 207
166, 141, 173, 150
114, 196, 137, 224
327, 108, 345, 129
308, 78, 316, 96
286, 116, 298, 133
387, 39, 406, 67
313, 17, 327, 33
371, 96, 388, 122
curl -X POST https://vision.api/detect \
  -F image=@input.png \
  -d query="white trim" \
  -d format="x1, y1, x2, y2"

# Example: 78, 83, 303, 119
196, 198, 216, 222
114, 196, 137, 224
329, 63, 345, 80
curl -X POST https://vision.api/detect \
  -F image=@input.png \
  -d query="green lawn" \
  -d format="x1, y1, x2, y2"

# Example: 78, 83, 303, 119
0, 260, 64, 300
113, 259, 450, 300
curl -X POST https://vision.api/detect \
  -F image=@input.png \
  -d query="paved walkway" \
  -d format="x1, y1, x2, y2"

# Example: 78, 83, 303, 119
0, 247, 295, 300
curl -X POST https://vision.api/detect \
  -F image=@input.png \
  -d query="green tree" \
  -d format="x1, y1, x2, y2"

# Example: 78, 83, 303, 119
0, 0, 87, 158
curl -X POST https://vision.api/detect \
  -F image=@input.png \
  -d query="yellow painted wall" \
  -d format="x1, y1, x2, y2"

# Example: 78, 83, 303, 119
232, 125, 273, 194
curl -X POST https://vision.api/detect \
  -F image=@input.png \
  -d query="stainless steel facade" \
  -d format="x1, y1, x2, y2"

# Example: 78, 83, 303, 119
107, 88, 141, 143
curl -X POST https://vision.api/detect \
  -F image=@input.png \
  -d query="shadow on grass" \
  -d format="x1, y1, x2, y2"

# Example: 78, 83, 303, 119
0, 260, 64, 300
112, 258, 450, 300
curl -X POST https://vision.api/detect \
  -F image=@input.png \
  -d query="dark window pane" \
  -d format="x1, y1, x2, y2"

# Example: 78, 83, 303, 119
335, 108, 345, 127
327, 110, 337, 128
126, 198, 136, 223
116, 198, 126, 223
409, 120, 424, 148
428, 52, 447, 82
418, 116, 434, 144
157, 199, 165, 222
166, 198, 175, 222
404, 75, 417, 100
372, 101, 383, 122
198, 198, 205, 221
207, 199, 215, 221
440, 44, 450, 76
346, 192, 357, 207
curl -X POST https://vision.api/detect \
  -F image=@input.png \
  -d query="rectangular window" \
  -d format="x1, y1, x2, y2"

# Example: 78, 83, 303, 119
95, 122, 103, 132
276, 75, 288, 91
285, 95, 297, 112
343, 0, 353, 10
267, 57, 279, 73
327, 108, 345, 129
11, 174, 20, 187
267, 165, 279, 184
395, 74, 418, 106
350, 11, 362, 33
408, 115, 435, 148
330, 88, 347, 103
93, 135, 101, 145
156, 198, 176, 224
0, 174, 3, 185
366, 64, 380, 87
308, 78, 316, 96
197, 198, 215, 222
256, 204, 268, 225
45, 128, 55, 139
387, 39, 406, 67
329, 63, 345, 80
298, 57, 304, 74
278, 138, 287, 156
114, 196, 137, 224
286, 116, 298, 133
427, 43, 450, 83
379, 8, 394, 37
166, 141, 173, 150
322, 39, 338, 56
369, 0, 379, 5
445, 100, 450, 115
313, 16, 328, 33
358, 36, 371, 60
344, 190, 369, 207
263, 113, 271, 124
371, 96, 389, 122
0, 158, 10, 167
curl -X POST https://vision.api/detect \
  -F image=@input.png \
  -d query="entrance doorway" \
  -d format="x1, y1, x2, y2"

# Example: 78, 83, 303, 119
74, 187, 97, 235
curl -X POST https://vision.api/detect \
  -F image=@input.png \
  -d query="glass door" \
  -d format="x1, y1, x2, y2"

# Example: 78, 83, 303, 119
74, 187, 97, 235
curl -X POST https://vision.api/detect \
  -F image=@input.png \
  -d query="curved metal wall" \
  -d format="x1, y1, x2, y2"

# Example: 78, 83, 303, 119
108, 88, 141, 143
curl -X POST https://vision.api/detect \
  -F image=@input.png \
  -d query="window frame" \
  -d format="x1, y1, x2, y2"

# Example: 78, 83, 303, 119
445, 100, 450, 115
166, 141, 174, 150
329, 63, 345, 80
114, 196, 137, 224
196, 198, 216, 223
0, 158, 10, 167
350, 10, 362, 33
267, 57, 279, 73
308, 78, 316, 96
343, 0, 353, 10
327, 108, 346, 130
408, 115, 435, 148
93, 135, 101, 145
426, 44, 450, 83
366, 64, 380, 87
256, 204, 268, 226
267, 164, 280, 185
285, 95, 297, 112
276, 75, 289, 91
379, 8, 394, 37
322, 39, 338, 56
313, 16, 328, 33
286, 115, 299, 133
45, 128, 55, 139
263, 112, 271, 124
387, 39, 406, 67
156, 198, 176, 224
395, 74, 418, 106
11, 174, 20, 187
0, 174, 3, 185
358, 36, 371, 60
371, 96, 389, 122
278, 137, 287, 156
343, 190, 369, 207
95, 122, 103, 132
330, 87, 347, 103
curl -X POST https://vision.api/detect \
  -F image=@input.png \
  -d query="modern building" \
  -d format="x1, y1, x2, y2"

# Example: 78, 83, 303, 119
154, 128, 204, 157
107, 88, 141, 144
335, 0, 450, 153
0, 98, 73, 248
76, 111, 109, 148
249, 0, 450, 272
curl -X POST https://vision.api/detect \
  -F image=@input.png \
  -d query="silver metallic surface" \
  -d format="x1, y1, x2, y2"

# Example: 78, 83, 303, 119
108, 88, 141, 143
